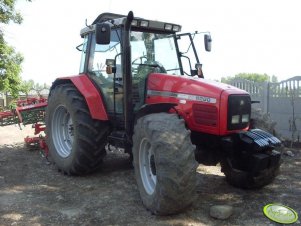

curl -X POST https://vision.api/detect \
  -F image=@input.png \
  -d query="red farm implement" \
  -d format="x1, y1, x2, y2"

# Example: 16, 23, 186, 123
0, 97, 48, 155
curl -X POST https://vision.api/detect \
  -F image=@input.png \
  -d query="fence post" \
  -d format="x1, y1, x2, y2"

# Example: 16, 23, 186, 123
262, 82, 269, 114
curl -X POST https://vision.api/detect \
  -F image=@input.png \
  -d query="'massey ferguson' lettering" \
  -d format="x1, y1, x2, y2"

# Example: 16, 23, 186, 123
147, 90, 217, 104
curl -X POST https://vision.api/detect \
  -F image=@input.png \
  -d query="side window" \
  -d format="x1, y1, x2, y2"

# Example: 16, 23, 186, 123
177, 35, 196, 75
177, 33, 209, 76
79, 36, 88, 73
89, 29, 123, 113
89, 30, 121, 83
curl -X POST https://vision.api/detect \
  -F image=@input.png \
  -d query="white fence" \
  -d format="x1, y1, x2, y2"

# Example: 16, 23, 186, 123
229, 76, 301, 140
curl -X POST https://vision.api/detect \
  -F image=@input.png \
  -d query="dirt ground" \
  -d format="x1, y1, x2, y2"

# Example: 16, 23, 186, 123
0, 125, 300, 226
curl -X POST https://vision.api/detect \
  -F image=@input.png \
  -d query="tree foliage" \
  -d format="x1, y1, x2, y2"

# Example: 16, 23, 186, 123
19, 79, 34, 96
221, 73, 277, 83
270, 75, 278, 83
0, 35, 23, 97
0, 0, 23, 25
0, 0, 31, 97
20, 79, 49, 97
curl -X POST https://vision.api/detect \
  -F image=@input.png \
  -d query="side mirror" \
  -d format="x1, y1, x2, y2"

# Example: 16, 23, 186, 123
95, 23, 111, 45
204, 34, 212, 52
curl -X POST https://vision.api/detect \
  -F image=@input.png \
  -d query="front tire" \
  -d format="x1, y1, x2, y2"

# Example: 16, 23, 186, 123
46, 83, 110, 175
221, 157, 280, 189
133, 113, 198, 215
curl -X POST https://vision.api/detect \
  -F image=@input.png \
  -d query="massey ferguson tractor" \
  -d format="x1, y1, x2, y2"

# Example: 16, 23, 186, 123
45, 11, 281, 215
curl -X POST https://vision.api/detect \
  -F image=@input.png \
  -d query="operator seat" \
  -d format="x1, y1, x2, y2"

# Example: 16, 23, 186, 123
133, 61, 166, 110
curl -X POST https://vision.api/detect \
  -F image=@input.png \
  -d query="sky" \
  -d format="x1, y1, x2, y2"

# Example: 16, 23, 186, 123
4, 0, 301, 85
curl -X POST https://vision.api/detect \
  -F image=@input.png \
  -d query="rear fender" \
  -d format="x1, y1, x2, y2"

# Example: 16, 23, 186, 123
50, 74, 108, 120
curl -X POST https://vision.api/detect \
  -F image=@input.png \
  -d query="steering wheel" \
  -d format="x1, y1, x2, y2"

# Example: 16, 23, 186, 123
132, 56, 167, 76
132, 55, 148, 65
132, 56, 147, 75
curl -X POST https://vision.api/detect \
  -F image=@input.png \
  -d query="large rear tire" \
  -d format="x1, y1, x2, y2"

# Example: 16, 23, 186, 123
133, 113, 198, 215
46, 84, 110, 175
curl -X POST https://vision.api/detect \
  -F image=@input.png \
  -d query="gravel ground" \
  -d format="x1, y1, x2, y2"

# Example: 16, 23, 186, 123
0, 125, 300, 226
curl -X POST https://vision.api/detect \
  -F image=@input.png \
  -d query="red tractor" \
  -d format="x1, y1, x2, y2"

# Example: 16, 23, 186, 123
46, 12, 281, 215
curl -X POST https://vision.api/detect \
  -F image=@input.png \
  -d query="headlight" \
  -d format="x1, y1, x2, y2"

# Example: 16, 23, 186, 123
227, 94, 251, 130
231, 115, 240, 124
242, 114, 250, 123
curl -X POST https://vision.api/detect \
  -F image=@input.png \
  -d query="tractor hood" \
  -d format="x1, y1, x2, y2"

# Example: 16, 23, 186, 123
146, 73, 251, 136
147, 73, 248, 100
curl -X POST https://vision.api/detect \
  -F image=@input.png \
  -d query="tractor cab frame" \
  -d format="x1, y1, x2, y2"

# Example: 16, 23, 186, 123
78, 12, 211, 150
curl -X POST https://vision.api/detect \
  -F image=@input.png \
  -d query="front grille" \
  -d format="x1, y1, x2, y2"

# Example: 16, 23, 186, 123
227, 94, 251, 130
193, 104, 217, 127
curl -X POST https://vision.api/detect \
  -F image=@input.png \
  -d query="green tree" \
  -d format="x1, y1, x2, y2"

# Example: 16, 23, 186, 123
0, 0, 23, 24
270, 75, 278, 83
32, 81, 45, 96
0, 35, 23, 97
20, 79, 50, 97
20, 79, 34, 97
221, 73, 272, 83
0, 0, 32, 24
0, 0, 31, 97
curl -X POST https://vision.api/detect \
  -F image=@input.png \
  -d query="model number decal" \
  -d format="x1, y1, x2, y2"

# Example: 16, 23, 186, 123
147, 90, 217, 104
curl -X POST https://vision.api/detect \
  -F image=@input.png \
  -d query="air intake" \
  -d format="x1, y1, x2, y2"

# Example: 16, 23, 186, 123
193, 104, 217, 127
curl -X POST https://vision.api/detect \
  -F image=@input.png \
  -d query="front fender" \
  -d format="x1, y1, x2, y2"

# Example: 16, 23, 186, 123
134, 103, 177, 123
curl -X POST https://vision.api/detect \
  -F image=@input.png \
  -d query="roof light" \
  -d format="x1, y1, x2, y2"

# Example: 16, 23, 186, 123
131, 20, 138, 26
164, 24, 172, 30
140, 20, 149, 27
172, 25, 180, 32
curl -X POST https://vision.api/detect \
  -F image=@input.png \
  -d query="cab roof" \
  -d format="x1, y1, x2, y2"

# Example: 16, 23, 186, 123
80, 12, 182, 37
92, 13, 126, 24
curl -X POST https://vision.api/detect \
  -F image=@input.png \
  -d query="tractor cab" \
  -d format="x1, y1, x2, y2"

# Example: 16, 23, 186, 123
78, 12, 212, 119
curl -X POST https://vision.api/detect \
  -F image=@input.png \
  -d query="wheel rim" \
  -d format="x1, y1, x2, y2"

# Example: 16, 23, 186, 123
52, 105, 74, 158
139, 138, 157, 195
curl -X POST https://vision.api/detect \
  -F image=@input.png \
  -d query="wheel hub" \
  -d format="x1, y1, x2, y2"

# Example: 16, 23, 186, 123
52, 105, 74, 158
139, 138, 157, 195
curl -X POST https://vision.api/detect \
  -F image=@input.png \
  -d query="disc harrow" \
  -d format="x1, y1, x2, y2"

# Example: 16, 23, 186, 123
0, 97, 48, 156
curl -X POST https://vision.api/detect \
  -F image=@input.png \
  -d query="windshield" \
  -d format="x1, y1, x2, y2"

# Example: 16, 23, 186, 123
130, 31, 181, 75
